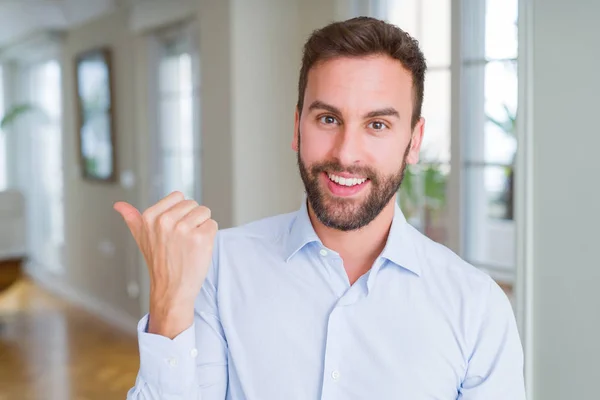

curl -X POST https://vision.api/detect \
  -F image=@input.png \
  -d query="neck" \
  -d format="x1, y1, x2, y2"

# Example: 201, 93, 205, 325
307, 197, 396, 283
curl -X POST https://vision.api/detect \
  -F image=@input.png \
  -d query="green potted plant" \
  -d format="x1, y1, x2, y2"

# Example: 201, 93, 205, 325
0, 103, 35, 130
399, 162, 448, 242
487, 104, 517, 220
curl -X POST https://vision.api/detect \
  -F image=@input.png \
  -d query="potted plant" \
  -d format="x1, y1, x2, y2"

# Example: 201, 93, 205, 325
399, 162, 448, 242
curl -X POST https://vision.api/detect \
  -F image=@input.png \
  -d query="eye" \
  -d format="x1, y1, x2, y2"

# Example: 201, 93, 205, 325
318, 115, 339, 125
368, 121, 389, 131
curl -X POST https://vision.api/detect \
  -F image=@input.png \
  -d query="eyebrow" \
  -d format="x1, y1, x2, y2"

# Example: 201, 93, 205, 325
307, 100, 400, 119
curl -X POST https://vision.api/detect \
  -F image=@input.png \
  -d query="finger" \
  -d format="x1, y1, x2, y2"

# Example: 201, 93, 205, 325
196, 218, 219, 237
177, 205, 212, 232
113, 201, 143, 243
156, 200, 199, 231
143, 191, 185, 223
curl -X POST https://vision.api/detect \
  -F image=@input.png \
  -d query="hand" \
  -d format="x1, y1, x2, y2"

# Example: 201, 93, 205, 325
114, 191, 218, 339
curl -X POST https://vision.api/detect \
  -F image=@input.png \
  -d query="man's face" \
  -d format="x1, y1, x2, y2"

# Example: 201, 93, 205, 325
293, 55, 424, 231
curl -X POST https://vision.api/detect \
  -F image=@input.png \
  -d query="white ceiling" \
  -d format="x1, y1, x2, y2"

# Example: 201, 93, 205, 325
0, 0, 119, 48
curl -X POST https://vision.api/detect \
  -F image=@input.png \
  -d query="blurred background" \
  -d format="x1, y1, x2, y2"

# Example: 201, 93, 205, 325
0, 0, 596, 399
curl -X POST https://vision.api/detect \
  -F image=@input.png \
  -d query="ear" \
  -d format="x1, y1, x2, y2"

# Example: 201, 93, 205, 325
292, 108, 300, 152
405, 117, 425, 165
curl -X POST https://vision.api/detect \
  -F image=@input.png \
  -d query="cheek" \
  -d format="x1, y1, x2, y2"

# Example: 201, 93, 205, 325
299, 126, 333, 162
363, 137, 406, 171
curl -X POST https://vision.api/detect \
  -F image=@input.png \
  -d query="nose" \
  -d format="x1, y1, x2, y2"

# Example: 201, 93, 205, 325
331, 125, 363, 167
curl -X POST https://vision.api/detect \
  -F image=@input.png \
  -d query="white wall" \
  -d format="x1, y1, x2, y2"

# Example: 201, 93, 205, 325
230, 0, 303, 225
530, 0, 600, 398
229, 0, 342, 225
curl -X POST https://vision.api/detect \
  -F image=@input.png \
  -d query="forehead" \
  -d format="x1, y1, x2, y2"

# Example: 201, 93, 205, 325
303, 55, 414, 114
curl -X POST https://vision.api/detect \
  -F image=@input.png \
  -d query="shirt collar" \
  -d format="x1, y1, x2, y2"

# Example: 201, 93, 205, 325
284, 197, 321, 261
285, 198, 421, 277
379, 202, 421, 276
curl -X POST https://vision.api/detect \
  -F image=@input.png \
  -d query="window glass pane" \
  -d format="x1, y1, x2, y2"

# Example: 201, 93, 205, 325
24, 60, 64, 271
38, 61, 62, 121
421, 69, 451, 163
465, 164, 513, 220
485, 60, 517, 164
486, 0, 518, 60
420, 0, 451, 68
159, 97, 182, 151
159, 54, 180, 94
387, 0, 451, 68
399, 163, 450, 245
77, 55, 110, 111
81, 111, 113, 180
463, 60, 517, 164
162, 153, 195, 200
464, 165, 515, 268
178, 53, 193, 96
386, 0, 419, 40
158, 35, 199, 201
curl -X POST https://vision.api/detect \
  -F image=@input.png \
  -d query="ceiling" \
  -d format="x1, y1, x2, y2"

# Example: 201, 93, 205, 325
0, 0, 120, 49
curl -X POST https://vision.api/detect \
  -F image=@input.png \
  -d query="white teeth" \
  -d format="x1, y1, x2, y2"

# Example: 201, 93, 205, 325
327, 173, 367, 187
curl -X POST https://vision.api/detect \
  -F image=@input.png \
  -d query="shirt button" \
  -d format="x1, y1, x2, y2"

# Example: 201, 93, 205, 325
331, 370, 340, 381
190, 348, 198, 358
167, 358, 178, 367
319, 249, 328, 256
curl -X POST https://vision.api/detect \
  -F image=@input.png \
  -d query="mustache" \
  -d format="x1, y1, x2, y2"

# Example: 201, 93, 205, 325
309, 160, 379, 184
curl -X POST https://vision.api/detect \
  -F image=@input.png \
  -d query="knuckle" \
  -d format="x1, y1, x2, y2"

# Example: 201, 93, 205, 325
174, 219, 189, 234
157, 213, 174, 230
197, 206, 212, 221
141, 209, 154, 224
205, 218, 218, 233
204, 207, 213, 219
182, 199, 197, 208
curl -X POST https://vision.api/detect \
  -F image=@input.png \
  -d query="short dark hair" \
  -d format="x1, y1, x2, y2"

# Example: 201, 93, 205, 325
297, 16, 427, 129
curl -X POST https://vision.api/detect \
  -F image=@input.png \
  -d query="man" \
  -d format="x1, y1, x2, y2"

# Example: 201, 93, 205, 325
116, 17, 526, 399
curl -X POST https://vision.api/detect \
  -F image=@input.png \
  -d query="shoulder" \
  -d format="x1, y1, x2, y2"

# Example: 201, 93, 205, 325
406, 224, 513, 320
406, 226, 517, 346
216, 211, 296, 244
212, 210, 298, 259
408, 224, 493, 288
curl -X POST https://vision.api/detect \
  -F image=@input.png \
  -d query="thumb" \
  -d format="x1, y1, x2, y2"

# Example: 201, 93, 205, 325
113, 201, 143, 242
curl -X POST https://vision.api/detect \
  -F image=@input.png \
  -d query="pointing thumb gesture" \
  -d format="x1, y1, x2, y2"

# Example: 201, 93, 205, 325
114, 201, 144, 245
113, 191, 218, 339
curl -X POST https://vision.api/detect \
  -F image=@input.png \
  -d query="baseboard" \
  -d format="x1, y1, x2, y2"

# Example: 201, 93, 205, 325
25, 267, 139, 336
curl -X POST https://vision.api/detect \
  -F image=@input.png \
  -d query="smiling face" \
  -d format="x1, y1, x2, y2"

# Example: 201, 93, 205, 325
293, 55, 424, 231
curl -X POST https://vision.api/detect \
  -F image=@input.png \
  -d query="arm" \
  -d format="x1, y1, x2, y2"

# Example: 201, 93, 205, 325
126, 236, 228, 399
113, 192, 227, 400
458, 280, 527, 400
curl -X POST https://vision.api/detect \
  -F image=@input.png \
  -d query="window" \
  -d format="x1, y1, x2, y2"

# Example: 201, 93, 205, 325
21, 59, 64, 273
153, 25, 201, 202
380, 0, 519, 289
462, 0, 518, 284
386, 0, 452, 246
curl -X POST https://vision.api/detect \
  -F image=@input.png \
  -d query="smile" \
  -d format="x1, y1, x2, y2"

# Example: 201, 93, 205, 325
327, 173, 368, 187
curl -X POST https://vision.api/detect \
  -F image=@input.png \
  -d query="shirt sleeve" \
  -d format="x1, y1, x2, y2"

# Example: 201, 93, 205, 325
127, 233, 228, 400
458, 280, 527, 400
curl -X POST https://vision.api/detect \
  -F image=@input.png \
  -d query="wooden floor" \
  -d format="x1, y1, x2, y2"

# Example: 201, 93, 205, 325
0, 279, 140, 400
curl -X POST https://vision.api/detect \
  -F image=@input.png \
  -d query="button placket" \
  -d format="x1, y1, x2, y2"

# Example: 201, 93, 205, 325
322, 306, 345, 397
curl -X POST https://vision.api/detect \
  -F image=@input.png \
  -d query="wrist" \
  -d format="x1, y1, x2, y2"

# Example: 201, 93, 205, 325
148, 299, 194, 339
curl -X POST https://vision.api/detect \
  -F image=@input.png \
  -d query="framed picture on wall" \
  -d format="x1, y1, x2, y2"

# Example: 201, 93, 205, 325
74, 47, 117, 182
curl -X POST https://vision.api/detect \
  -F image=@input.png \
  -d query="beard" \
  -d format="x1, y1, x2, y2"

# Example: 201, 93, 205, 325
297, 133, 410, 231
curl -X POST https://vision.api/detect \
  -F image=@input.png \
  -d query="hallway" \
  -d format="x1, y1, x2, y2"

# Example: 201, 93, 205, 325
0, 280, 139, 400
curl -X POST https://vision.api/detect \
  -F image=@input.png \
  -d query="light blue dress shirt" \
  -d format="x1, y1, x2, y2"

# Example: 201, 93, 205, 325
127, 200, 526, 399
